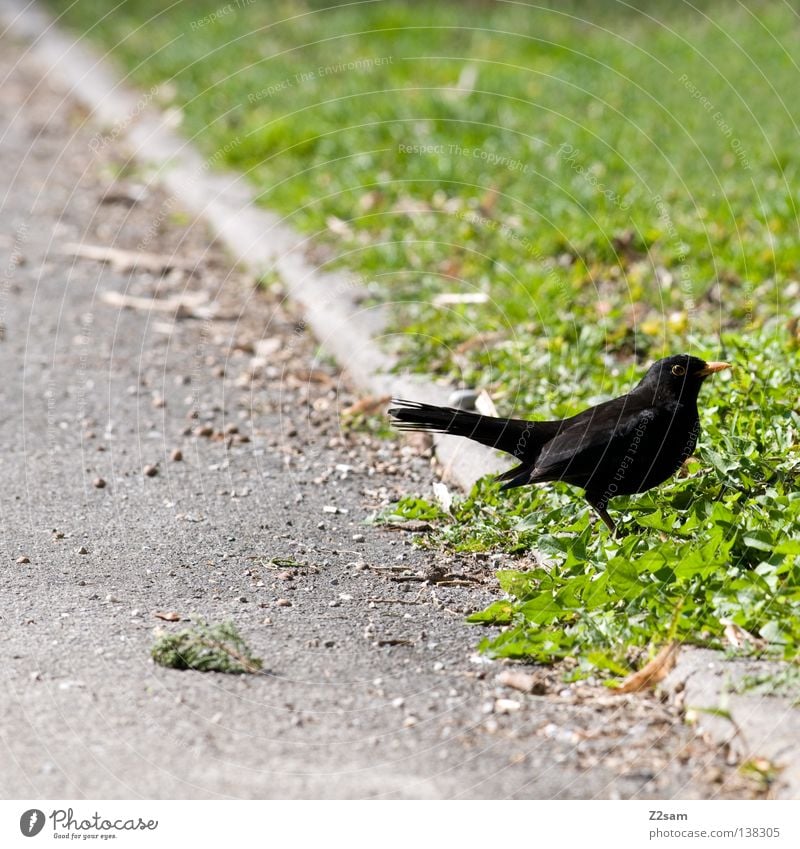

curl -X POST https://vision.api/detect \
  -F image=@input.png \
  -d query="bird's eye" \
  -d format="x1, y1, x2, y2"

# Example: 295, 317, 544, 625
671, 365, 686, 376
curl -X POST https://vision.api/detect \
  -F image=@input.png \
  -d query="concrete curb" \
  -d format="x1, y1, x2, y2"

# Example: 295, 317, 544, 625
664, 649, 799, 799
4, 0, 797, 800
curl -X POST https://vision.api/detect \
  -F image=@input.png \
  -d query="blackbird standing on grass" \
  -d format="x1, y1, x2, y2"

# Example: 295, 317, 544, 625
389, 355, 730, 535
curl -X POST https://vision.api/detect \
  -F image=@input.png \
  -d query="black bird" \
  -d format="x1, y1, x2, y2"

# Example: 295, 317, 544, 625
389, 355, 730, 534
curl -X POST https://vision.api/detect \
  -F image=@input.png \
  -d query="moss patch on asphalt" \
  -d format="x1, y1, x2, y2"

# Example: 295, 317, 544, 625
152, 620, 263, 674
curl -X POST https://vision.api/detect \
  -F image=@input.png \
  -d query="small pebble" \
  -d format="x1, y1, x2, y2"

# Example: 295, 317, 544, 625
16, 555, 30, 564
170, 449, 183, 462
402, 716, 418, 728
276, 598, 292, 607
352, 533, 365, 543
494, 698, 522, 714
143, 464, 158, 477
76, 546, 88, 555
93, 477, 106, 489
194, 424, 214, 437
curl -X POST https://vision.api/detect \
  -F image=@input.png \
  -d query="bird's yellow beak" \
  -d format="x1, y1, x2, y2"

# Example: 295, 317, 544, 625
696, 361, 730, 377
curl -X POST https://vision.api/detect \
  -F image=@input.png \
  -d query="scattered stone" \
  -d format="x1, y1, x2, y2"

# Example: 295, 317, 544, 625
76, 546, 88, 555
497, 670, 543, 694
494, 698, 522, 714
93, 477, 106, 488
448, 388, 479, 410
276, 598, 292, 607
143, 464, 159, 477
170, 448, 183, 462
391, 697, 405, 708
194, 424, 214, 437
16, 555, 30, 564
352, 533, 365, 543
402, 715, 418, 728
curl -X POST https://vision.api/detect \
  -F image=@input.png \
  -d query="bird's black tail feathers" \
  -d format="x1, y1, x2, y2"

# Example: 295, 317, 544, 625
388, 399, 559, 490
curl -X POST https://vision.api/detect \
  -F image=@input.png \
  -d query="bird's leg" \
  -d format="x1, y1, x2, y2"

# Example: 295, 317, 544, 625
585, 494, 618, 536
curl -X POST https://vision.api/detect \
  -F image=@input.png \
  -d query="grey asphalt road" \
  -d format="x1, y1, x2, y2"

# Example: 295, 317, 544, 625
0, 35, 753, 800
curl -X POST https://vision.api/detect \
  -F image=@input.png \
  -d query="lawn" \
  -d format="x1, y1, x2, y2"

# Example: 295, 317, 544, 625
48, 0, 800, 675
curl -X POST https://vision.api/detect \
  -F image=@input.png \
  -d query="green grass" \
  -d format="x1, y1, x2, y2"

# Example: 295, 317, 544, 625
379, 328, 800, 674
380, 332, 800, 672
49, 0, 800, 673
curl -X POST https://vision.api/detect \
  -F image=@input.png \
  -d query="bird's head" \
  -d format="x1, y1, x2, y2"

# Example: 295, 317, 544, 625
637, 354, 730, 402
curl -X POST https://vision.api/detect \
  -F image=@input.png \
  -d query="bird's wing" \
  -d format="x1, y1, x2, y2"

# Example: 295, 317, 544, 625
529, 394, 658, 484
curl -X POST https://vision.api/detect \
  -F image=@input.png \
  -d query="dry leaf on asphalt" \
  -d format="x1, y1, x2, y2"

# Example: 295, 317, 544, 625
720, 617, 766, 650
342, 395, 391, 417
153, 611, 182, 622
613, 641, 680, 694
63, 242, 195, 272
100, 290, 216, 319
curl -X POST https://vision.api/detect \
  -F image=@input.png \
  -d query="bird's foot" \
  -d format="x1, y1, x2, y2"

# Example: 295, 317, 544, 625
614, 519, 645, 538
